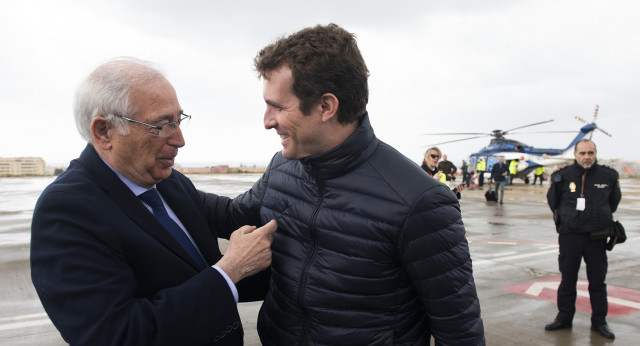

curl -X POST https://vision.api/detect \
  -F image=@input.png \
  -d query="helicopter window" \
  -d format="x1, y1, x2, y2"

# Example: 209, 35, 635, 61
514, 145, 524, 152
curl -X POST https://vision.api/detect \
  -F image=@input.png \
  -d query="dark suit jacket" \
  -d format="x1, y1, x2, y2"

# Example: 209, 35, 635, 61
490, 163, 508, 182
31, 144, 267, 345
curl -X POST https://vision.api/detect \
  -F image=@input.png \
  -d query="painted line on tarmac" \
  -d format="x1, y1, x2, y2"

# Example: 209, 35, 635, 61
503, 277, 640, 316
488, 241, 517, 245
0, 312, 47, 322
490, 251, 518, 257
0, 312, 52, 331
473, 249, 559, 266
537, 244, 559, 250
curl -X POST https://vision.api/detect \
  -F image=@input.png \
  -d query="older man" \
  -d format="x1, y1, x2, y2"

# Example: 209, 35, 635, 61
545, 139, 621, 339
221, 24, 484, 345
30, 58, 276, 345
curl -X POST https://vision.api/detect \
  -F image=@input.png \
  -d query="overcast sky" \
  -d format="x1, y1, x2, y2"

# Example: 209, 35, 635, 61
2, 0, 638, 168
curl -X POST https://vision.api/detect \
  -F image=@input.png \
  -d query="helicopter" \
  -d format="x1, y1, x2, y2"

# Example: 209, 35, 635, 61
424, 105, 612, 184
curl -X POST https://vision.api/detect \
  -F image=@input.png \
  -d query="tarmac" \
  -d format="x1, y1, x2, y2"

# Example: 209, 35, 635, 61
1, 179, 639, 345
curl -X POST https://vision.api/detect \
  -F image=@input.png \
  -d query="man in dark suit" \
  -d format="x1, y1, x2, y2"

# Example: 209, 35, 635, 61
30, 57, 277, 345
490, 156, 509, 205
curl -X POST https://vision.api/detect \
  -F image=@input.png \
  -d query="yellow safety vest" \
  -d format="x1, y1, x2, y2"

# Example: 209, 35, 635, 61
509, 160, 518, 175
535, 166, 545, 175
476, 161, 486, 172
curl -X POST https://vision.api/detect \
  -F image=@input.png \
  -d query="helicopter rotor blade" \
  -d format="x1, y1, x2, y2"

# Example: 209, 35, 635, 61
422, 132, 488, 136
423, 135, 490, 147
502, 119, 554, 134
575, 105, 611, 138
509, 130, 578, 134
575, 116, 588, 124
597, 127, 612, 137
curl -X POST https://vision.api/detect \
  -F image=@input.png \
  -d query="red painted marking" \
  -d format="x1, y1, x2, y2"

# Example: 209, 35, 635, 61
500, 276, 640, 317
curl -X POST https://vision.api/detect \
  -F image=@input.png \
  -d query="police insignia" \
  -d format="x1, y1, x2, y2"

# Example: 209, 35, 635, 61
569, 182, 576, 192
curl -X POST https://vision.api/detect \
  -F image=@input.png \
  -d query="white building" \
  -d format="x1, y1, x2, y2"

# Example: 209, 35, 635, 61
0, 157, 46, 176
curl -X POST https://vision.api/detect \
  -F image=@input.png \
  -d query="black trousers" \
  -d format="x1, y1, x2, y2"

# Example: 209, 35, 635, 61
556, 233, 608, 326
533, 174, 543, 184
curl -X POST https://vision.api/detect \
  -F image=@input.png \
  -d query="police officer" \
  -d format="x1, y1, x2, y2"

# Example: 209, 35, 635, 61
545, 139, 621, 340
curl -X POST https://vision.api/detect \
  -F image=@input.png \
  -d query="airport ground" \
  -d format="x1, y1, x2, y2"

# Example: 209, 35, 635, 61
1, 179, 639, 345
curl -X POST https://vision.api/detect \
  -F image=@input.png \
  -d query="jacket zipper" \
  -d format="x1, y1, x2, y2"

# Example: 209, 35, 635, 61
298, 165, 324, 344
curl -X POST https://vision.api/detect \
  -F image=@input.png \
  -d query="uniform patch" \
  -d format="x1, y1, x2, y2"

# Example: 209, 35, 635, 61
569, 182, 576, 192
594, 184, 609, 188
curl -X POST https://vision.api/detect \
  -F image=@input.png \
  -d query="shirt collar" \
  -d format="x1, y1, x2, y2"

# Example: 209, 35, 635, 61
97, 153, 155, 196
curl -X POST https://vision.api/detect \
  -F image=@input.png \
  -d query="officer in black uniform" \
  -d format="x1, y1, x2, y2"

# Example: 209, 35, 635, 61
544, 139, 621, 339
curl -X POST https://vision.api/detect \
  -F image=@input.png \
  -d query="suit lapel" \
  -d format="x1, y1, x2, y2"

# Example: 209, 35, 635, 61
78, 144, 207, 271
158, 175, 222, 266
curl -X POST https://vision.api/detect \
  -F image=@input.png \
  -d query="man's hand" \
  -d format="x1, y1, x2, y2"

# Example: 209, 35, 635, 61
215, 220, 277, 283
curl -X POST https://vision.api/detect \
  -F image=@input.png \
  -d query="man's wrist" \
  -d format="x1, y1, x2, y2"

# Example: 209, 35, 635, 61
212, 265, 239, 303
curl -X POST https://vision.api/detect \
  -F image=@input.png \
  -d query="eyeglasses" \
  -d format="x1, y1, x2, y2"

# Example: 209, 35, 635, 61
430, 154, 440, 159
112, 113, 191, 137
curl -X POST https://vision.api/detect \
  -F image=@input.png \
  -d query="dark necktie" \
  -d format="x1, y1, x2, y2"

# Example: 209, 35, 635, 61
139, 188, 207, 269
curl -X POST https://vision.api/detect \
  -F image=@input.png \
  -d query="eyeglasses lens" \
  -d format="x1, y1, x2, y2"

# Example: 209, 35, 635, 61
160, 115, 190, 137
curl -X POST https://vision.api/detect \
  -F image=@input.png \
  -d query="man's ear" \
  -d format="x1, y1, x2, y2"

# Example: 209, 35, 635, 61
319, 93, 339, 123
91, 117, 112, 150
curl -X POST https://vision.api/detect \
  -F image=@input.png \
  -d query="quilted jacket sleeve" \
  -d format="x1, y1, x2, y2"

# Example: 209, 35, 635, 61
199, 154, 280, 235
399, 183, 485, 345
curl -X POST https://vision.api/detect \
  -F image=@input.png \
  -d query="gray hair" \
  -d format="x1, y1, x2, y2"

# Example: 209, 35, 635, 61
74, 57, 166, 143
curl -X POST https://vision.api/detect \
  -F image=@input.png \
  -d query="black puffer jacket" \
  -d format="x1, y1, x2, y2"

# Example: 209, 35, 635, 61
547, 161, 621, 234
228, 114, 484, 345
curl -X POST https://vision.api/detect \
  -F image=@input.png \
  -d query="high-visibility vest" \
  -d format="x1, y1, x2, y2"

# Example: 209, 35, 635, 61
509, 160, 518, 175
476, 161, 486, 172
535, 166, 545, 175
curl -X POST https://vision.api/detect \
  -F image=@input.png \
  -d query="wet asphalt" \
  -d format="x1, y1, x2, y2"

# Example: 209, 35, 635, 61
1, 180, 638, 345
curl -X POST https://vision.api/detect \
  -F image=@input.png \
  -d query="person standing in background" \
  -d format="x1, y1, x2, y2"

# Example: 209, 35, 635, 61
422, 147, 446, 183
438, 154, 457, 182
462, 159, 471, 187
490, 157, 509, 204
422, 148, 465, 198
545, 139, 621, 340
476, 158, 486, 187
534, 166, 545, 185
508, 159, 518, 185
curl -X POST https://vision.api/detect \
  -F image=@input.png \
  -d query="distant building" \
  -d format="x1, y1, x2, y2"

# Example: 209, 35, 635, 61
176, 165, 265, 174
0, 157, 46, 176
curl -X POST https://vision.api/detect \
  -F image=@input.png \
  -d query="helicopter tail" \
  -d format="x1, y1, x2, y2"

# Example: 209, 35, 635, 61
562, 123, 597, 154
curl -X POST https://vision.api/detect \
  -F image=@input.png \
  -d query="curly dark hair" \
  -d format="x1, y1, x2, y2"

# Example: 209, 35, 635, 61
254, 23, 369, 124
